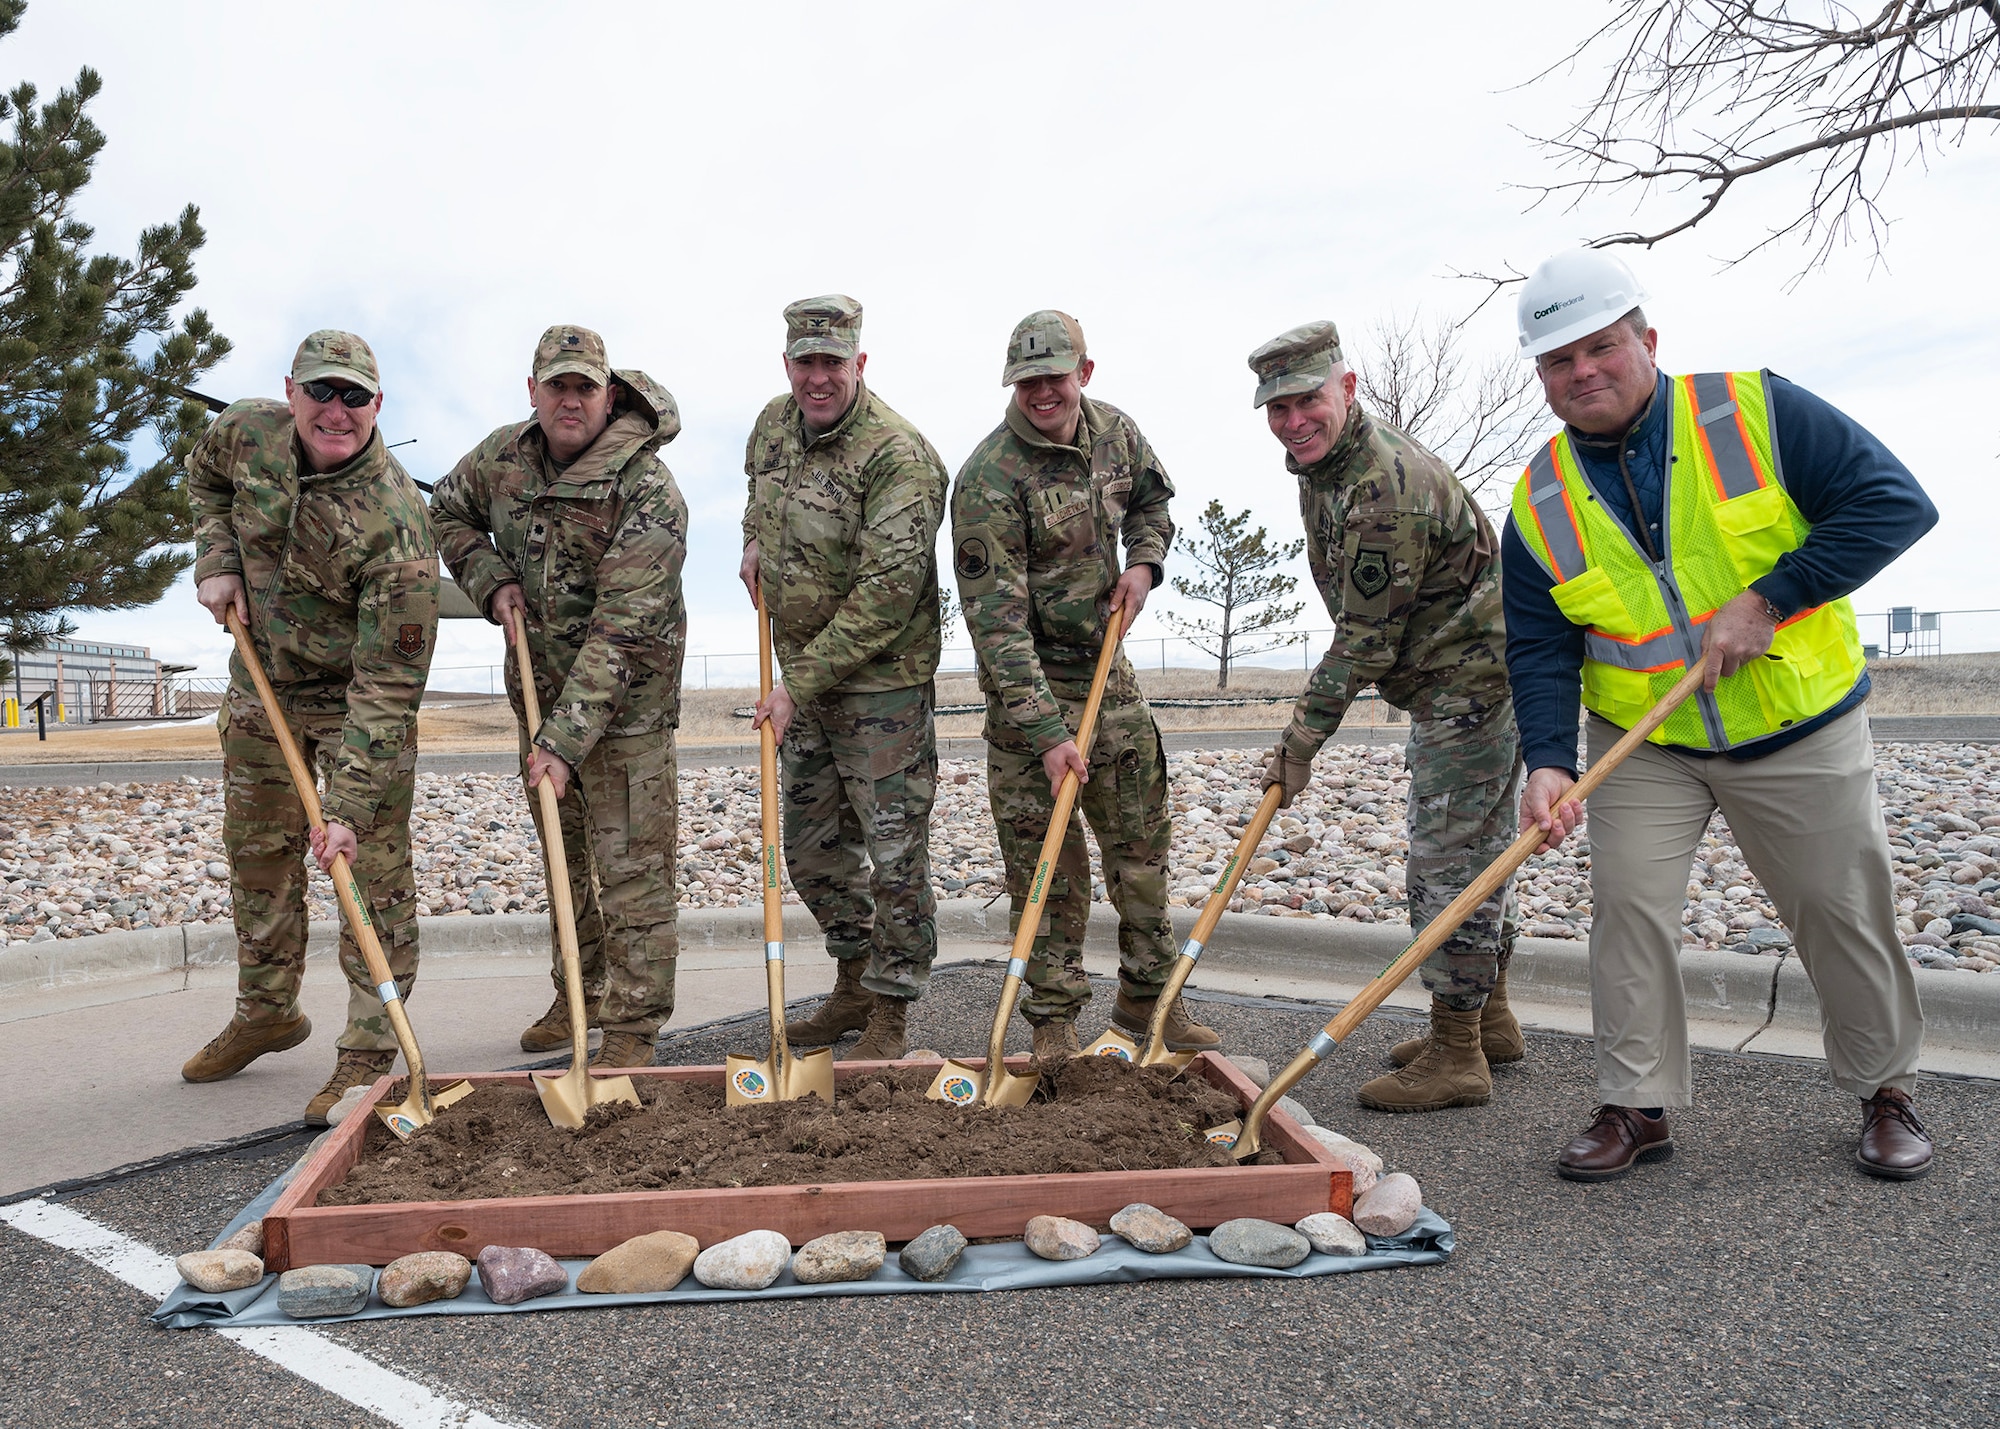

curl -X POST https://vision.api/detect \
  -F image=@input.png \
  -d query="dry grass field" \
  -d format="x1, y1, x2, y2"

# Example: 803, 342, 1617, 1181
5, 654, 1984, 766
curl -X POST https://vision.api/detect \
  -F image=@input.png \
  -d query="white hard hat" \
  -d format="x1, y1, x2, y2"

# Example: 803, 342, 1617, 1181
1515, 248, 1650, 359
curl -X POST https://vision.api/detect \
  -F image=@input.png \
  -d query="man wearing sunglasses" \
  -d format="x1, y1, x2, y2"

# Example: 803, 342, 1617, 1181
432, 326, 688, 1070
181, 330, 440, 1127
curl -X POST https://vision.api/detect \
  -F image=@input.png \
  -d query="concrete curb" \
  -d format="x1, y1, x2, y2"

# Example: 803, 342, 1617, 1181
7, 897, 2000, 1053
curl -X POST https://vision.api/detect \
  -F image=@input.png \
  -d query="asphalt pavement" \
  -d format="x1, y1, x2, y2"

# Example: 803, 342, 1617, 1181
3, 963, 1993, 1428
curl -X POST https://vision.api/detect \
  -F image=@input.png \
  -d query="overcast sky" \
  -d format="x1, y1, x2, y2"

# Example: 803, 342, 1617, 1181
16, 1, 1999, 688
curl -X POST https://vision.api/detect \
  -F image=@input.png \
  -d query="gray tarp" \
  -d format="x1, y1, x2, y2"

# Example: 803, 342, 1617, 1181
153, 1157, 1452, 1330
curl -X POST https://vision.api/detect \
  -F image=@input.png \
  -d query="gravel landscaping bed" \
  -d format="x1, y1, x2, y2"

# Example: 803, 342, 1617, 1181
5, 741, 1999, 974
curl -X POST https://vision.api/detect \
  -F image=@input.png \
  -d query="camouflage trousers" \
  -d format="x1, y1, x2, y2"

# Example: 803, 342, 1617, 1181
516, 713, 681, 1037
1405, 699, 1521, 1011
219, 693, 420, 1053
781, 683, 938, 1001
985, 660, 1175, 1023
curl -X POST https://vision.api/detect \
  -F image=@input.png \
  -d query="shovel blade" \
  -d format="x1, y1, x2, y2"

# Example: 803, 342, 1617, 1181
534, 1064, 641, 1130
1081, 1026, 1139, 1061
785, 1046, 835, 1102
1138, 1045, 1199, 1074
375, 1077, 476, 1141
925, 1055, 1040, 1108
1202, 1116, 1256, 1158
725, 1047, 835, 1104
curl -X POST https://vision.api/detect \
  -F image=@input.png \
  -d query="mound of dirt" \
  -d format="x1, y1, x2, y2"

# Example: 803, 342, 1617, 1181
319, 1059, 1264, 1206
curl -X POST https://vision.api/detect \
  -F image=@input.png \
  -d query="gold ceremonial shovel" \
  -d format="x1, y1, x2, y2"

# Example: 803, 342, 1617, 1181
1208, 658, 1711, 1158
724, 587, 835, 1106
224, 609, 472, 1140
928, 607, 1128, 1109
509, 609, 643, 1130
1084, 783, 1286, 1071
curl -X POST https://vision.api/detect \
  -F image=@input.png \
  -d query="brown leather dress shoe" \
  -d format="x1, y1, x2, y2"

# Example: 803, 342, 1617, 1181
1857, 1087, 1933, 1180
1557, 1104, 1674, 1182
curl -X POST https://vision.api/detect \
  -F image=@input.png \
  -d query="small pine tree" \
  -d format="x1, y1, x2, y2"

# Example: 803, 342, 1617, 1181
1164, 500, 1304, 690
0, 0, 231, 679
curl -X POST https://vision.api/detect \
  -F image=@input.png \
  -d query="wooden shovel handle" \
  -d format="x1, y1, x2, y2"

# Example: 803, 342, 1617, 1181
983, 605, 1129, 1076
757, 587, 783, 945
224, 608, 428, 1087
509, 610, 592, 1060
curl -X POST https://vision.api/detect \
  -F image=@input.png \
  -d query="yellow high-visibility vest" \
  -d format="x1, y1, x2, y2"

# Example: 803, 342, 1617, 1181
1510, 370, 1866, 751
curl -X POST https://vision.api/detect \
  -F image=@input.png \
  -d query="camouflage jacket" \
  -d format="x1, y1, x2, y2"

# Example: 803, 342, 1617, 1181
1287, 403, 1508, 748
187, 400, 438, 834
951, 396, 1174, 754
430, 371, 687, 768
740, 382, 946, 705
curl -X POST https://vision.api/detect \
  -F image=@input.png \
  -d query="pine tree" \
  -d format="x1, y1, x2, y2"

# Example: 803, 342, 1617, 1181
0, 0, 230, 686
1164, 500, 1305, 690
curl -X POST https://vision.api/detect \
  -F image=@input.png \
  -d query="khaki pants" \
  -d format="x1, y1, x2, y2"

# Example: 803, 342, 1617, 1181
1584, 704, 1922, 1107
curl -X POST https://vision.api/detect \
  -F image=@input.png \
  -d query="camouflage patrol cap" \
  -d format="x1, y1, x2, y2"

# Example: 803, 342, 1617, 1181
1002, 310, 1087, 386
533, 325, 611, 384
291, 329, 380, 396
1247, 320, 1343, 408
783, 295, 863, 361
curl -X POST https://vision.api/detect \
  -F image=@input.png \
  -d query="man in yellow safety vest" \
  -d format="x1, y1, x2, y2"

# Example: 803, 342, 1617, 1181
1503, 248, 1939, 1183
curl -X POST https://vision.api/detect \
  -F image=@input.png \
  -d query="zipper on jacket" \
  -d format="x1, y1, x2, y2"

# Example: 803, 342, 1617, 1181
261, 483, 305, 616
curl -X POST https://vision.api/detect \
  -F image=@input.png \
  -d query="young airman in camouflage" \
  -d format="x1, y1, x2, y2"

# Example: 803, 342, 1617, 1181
179, 330, 439, 1125
951, 310, 1220, 1060
430, 326, 688, 1071
738, 295, 948, 1061
1250, 320, 1521, 1114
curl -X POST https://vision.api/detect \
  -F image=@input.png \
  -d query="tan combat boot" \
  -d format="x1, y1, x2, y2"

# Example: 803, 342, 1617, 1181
784, 958, 874, 1046
1390, 968, 1525, 1067
844, 996, 909, 1061
304, 1048, 396, 1126
1109, 989, 1222, 1052
519, 992, 602, 1053
1030, 1019, 1080, 1062
591, 1031, 658, 1069
1357, 1002, 1491, 1113
181, 1013, 313, 1084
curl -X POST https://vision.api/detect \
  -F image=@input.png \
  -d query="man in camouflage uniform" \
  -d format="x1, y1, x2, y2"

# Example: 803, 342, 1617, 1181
1250, 320, 1520, 1113
431, 326, 687, 1070
738, 295, 947, 1062
952, 310, 1220, 1060
180, 330, 439, 1125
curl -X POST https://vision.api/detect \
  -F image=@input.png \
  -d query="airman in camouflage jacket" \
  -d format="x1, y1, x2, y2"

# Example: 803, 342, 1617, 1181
1287, 401, 1509, 747
740, 382, 947, 703
188, 400, 438, 834
431, 370, 688, 769
950, 395, 1174, 753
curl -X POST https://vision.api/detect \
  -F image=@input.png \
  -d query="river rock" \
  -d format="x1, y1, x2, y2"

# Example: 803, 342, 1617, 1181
176, 1248, 263, 1293
791, 1231, 886, 1284
1109, 1203, 1192, 1254
1303, 1128, 1383, 1195
1209, 1218, 1311, 1269
324, 1084, 370, 1127
692, 1229, 790, 1290
1223, 1055, 1271, 1088
577, 1230, 700, 1294
1024, 1214, 1100, 1261
898, 1224, 967, 1281
378, 1251, 472, 1307
476, 1245, 569, 1305
218, 1219, 264, 1257
1353, 1172, 1423, 1237
277, 1264, 373, 1318
1275, 1095, 1316, 1127
1295, 1212, 1368, 1257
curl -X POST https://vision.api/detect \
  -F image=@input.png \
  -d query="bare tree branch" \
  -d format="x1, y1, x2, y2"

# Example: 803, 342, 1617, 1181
1522, 1, 1999, 274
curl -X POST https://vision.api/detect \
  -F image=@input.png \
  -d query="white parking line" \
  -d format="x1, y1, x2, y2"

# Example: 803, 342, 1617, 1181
1, 1198, 535, 1429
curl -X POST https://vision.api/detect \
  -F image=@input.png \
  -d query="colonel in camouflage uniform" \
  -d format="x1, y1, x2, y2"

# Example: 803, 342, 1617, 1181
179, 330, 439, 1126
431, 326, 687, 1070
1251, 320, 1520, 1113
738, 295, 947, 1062
951, 310, 1220, 1060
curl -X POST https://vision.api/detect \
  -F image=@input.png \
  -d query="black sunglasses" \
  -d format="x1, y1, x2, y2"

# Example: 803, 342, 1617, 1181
300, 379, 374, 408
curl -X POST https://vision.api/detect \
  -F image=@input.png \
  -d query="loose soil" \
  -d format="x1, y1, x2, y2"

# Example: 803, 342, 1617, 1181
319, 1059, 1269, 1207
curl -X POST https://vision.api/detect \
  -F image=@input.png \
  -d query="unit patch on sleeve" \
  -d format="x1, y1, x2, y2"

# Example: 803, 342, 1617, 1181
394, 624, 427, 658
1350, 547, 1392, 600
954, 527, 998, 598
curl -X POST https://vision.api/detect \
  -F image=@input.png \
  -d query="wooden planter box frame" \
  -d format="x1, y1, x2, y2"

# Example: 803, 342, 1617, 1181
263, 1053, 1349, 1271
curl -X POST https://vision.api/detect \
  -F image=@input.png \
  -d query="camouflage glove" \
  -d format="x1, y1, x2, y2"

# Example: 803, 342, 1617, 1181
1263, 723, 1319, 809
